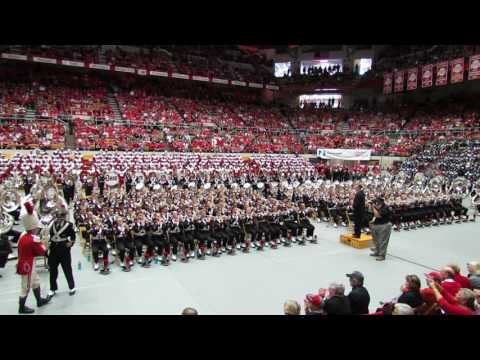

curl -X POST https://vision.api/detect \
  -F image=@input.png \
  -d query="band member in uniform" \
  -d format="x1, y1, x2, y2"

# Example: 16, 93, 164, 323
353, 184, 366, 238
16, 202, 52, 314
132, 213, 154, 267
115, 217, 135, 271
194, 211, 215, 258
151, 213, 170, 264
181, 210, 197, 259
298, 203, 316, 242
47, 205, 76, 297
167, 211, 183, 261
90, 219, 110, 274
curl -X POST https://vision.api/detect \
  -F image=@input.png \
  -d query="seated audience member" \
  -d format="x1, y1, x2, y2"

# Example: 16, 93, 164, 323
397, 275, 424, 310
427, 277, 476, 315
447, 263, 472, 289
467, 261, 480, 290
304, 294, 325, 315
392, 303, 414, 315
284, 300, 301, 315
474, 290, 480, 315
181, 307, 198, 315
440, 267, 462, 296
346, 271, 370, 314
322, 283, 352, 315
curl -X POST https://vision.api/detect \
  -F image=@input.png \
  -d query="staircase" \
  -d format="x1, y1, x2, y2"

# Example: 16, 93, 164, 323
107, 93, 123, 122
65, 133, 76, 149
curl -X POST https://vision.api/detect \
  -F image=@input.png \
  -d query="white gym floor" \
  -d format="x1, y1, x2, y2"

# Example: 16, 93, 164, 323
1, 206, 479, 315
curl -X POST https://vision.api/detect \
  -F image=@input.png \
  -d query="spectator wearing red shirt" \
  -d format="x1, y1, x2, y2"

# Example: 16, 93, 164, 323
427, 277, 476, 315
440, 267, 463, 296
447, 263, 473, 290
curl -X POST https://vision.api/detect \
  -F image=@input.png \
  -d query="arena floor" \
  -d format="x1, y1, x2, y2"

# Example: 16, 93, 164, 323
1, 209, 479, 315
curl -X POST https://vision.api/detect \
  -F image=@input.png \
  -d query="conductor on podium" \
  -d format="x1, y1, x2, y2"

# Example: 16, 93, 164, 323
353, 184, 365, 238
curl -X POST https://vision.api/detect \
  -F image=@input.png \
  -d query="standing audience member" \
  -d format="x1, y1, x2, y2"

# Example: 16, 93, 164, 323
284, 300, 301, 315
397, 275, 424, 310
467, 261, 480, 290
346, 271, 370, 314
369, 197, 392, 261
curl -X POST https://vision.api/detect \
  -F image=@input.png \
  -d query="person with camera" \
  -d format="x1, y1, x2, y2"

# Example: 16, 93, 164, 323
369, 197, 392, 261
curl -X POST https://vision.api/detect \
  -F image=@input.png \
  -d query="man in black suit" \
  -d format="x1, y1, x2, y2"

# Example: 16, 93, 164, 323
353, 184, 365, 238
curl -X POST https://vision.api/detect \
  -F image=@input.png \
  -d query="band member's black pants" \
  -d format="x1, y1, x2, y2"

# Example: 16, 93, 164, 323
116, 237, 136, 262
353, 211, 364, 237
134, 235, 154, 257
92, 239, 109, 263
169, 233, 183, 255
195, 231, 215, 249
211, 231, 229, 248
299, 219, 315, 237
229, 227, 245, 245
284, 221, 301, 237
183, 231, 196, 252
48, 242, 75, 291
244, 224, 258, 243
152, 234, 170, 255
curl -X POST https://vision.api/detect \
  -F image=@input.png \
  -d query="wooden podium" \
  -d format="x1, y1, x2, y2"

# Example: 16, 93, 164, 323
340, 233, 373, 249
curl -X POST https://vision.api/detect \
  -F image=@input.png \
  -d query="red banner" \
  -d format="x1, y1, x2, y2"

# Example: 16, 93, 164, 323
435, 61, 448, 86
406, 68, 418, 90
394, 70, 404, 92
383, 73, 393, 94
450, 58, 464, 84
468, 54, 480, 80
421, 64, 433, 88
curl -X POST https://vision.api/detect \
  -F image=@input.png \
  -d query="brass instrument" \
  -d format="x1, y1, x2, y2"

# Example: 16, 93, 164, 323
449, 177, 470, 198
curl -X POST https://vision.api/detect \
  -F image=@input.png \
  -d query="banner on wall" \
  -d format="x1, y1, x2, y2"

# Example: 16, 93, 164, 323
450, 58, 464, 84
435, 61, 448, 86
317, 148, 372, 161
394, 70, 404, 92
406, 68, 418, 90
421, 64, 433, 88
468, 54, 480, 80
383, 73, 393, 94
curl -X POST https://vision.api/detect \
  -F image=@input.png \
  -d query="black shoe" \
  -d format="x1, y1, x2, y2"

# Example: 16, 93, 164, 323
19, 297, 35, 314
370, 253, 379, 257
33, 288, 51, 307
376, 256, 386, 261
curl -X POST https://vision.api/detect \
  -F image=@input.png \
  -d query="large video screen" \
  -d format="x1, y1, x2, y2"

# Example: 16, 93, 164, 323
274, 62, 291, 78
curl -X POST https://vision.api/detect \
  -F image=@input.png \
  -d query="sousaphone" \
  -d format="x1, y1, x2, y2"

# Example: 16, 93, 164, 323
449, 177, 470, 198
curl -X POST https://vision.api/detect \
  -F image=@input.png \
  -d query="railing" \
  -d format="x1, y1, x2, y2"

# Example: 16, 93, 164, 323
2, 115, 480, 138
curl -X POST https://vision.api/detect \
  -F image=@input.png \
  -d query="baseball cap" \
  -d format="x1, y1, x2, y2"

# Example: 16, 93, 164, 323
305, 294, 322, 306
427, 272, 444, 281
346, 271, 364, 282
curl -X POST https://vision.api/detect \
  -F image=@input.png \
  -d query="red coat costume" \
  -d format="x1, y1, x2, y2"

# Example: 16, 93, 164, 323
16, 233, 46, 276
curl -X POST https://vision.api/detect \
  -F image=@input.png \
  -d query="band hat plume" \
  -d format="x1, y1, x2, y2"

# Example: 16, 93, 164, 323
21, 201, 41, 232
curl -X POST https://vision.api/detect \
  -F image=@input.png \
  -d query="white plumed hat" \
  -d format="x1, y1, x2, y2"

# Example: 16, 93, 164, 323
21, 202, 41, 232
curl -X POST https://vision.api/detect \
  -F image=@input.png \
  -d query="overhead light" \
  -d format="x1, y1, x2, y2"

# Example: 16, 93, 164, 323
315, 89, 339, 91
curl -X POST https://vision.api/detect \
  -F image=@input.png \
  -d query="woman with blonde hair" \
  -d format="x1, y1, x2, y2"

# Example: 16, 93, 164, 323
284, 300, 301, 315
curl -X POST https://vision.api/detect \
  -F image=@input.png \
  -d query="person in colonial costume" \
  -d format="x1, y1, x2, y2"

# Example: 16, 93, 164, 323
16, 202, 51, 314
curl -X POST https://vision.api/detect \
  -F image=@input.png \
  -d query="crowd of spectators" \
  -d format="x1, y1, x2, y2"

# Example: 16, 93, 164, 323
5, 45, 276, 84
285, 262, 480, 315
2, 61, 480, 155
